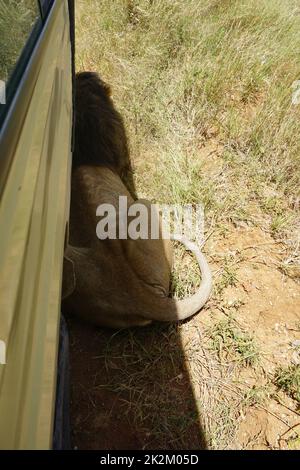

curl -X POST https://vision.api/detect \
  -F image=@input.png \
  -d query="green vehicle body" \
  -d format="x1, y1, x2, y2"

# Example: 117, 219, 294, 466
0, 0, 73, 449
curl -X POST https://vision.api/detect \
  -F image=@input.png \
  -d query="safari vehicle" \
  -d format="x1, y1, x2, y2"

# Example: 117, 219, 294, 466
0, 0, 74, 449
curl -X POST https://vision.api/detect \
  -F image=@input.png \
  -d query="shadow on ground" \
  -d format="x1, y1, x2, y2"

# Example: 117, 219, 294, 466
68, 317, 207, 450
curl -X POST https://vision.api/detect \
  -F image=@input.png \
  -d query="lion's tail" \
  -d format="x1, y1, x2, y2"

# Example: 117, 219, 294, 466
143, 234, 212, 322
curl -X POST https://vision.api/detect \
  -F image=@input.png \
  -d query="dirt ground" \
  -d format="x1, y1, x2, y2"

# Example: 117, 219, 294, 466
68, 320, 207, 450
68, 221, 300, 450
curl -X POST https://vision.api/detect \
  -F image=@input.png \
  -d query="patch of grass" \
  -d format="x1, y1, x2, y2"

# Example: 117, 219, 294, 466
76, 0, 300, 265
76, 0, 300, 213
270, 213, 294, 235
215, 255, 239, 296
288, 435, 300, 450
242, 384, 271, 407
274, 365, 300, 405
209, 318, 260, 367
93, 324, 207, 449
170, 242, 201, 299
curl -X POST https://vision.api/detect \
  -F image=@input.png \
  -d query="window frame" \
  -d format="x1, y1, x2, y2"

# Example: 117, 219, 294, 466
0, 1, 57, 128
38, 0, 55, 20
0, 1, 47, 128
0, 0, 60, 196
0, 21, 42, 128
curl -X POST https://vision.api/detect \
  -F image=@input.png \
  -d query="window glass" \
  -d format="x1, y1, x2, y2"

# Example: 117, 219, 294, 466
0, 1, 40, 82
0, 1, 42, 126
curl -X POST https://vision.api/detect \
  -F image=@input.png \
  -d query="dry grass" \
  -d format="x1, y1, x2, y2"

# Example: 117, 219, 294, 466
275, 365, 300, 405
75, 0, 300, 449
91, 321, 261, 449
92, 324, 205, 448
76, 0, 300, 275
208, 318, 260, 367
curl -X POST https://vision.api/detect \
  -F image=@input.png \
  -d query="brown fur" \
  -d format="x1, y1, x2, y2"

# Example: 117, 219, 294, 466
74, 72, 136, 195
63, 165, 173, 328
62, 72, 212, 328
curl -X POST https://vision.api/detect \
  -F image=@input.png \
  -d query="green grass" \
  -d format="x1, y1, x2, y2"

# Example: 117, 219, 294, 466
214, 254, 239, 296
170, 242, 201, 299
275, 365, 300, 405
209, 318, 260, 367
241, 384, 275, 411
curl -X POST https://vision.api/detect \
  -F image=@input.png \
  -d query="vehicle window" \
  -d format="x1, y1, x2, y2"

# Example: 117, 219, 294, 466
0, 0, 40, 82
0, 0, 42, 125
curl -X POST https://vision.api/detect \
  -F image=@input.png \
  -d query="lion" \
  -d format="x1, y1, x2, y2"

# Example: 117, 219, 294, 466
62, 72, 212, 328
73, 71, 136, 197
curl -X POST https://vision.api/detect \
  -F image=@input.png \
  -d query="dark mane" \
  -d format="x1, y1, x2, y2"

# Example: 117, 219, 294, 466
74, 72, 134, 193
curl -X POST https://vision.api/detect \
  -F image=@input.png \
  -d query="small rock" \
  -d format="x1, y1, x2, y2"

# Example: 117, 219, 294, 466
291, 340, 300, 348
